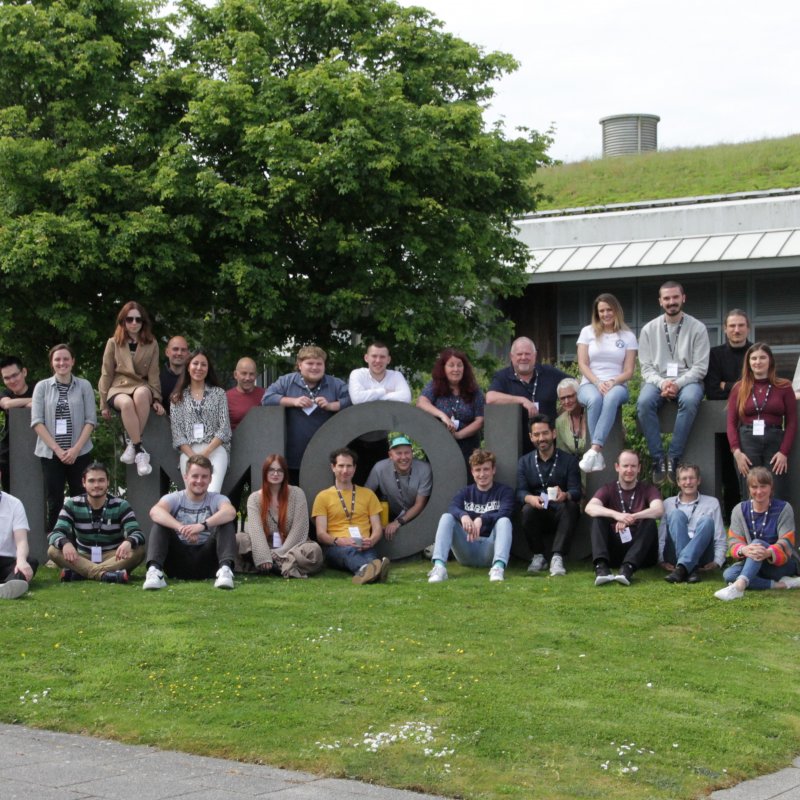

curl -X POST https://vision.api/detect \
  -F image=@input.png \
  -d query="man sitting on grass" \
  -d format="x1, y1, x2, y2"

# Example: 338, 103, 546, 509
585, 449, 663, 586
0, 468, 37, 599
428, 449, 514, 583
48, 461, 145, 584
312, 447, 389, 585
143, 454, 237, 591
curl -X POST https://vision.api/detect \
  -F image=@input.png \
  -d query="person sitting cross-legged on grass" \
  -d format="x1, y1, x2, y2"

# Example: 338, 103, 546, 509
585, 449, 663, 586
143, 454, 237, 591
715, 466, 800, 601
0, 468, 37, 599
312, 447, 389, 585
48, 461, 145, 584
428, 449, 514, 584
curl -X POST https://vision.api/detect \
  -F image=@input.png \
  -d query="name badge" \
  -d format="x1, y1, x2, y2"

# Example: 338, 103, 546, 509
752, 419, 765, 436
451, 417, 460, 430
192, 422, 205, 439
666, 362, 679, 378
271, 532, 281, 548
303, 404, 317, 416
540, 491, 549, 510
91, 546, 102, 563
349, 527, 362, 539
619, 527, 633, 543
56, 418, 68, 436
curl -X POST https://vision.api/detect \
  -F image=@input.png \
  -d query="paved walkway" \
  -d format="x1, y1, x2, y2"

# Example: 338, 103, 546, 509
2, 723, 797, 799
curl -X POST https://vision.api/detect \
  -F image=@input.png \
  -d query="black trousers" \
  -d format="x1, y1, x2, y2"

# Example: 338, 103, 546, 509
520, 499, 579, 557
0, 555, 39, 582
147, 522, 237, 580
41, 453, 93, 533
590, 517, 658, 570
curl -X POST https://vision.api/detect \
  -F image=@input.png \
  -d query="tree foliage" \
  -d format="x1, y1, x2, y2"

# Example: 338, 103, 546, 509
0, 0, 551, 381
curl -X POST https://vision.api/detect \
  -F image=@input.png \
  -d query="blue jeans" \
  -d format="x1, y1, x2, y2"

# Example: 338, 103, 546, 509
325, 545, 379, 575
665, 510, 715, 571
578, 383, 629, 447
637, 381, 704, 461
722, 539, 799, 590
431, 514, 512, 568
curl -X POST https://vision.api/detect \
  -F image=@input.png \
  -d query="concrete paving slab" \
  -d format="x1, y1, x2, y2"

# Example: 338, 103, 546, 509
709, 767, 800, 799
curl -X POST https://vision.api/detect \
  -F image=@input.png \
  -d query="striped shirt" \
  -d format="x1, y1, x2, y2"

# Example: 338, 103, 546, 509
54, 380, 73, 450
48, 494, 144, 553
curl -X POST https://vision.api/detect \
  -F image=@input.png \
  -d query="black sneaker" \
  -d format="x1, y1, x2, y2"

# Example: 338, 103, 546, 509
594, 561, 614, 586
686, 569, 701, 584
614, 563, 634, 586
667, 458, 678, 484
101, 569, 129, 584
664, 564, 688, 584
652, 457, 668, 484
60, 569, 87, 583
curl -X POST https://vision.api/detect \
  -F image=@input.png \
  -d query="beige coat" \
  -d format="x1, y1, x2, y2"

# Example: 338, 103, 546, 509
98, 338, 161, 411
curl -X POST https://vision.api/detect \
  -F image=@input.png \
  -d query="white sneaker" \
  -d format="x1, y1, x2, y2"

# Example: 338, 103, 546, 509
143, 566, 166, 590
714, 583, 745, 601
549, 553, 566, 576
592, 451, 605, 471
489, 566, 505, 582
0, 579, 29, 599
214, 565, 234, 590
427, 564, 448, 583
780, 575, 800, 589
135, 450, 152, 476
120, 441, 136, 464
578, 449, 597, 473
527, 554, 547, 573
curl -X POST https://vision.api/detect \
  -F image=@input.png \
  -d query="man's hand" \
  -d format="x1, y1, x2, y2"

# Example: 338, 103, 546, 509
660, 380, 679, 399
115, 540, 132, 561
15, 559, 33, 581
62, 542, 78, 563
178, 523, 204, 543
384, 520, 401, 539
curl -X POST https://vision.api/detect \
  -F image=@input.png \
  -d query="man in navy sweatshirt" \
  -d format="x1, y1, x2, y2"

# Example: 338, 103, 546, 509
428, 449, 515, 583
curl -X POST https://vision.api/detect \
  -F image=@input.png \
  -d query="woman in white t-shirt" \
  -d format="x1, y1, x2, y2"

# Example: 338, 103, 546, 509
576, 294, 638, 473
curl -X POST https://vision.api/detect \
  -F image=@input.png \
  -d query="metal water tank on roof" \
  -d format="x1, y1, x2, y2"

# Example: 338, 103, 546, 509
600, 113, 660, 157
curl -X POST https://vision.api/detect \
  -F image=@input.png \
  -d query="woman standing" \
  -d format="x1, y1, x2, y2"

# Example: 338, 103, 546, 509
170, 349, 231, 493
727, 342, 796, 501
31, 344, 97, 530
576, 293, 638, 473
715, 467, 800, 600
241, 454, 322, 578
417, 348, 484, 465
98, 301, 164, 476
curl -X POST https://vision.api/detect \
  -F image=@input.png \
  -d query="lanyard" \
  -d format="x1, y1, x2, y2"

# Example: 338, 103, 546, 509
535, 450, 558, 488
676, 497, 699, 526
393, 468, 412, 512
515, 370, 538, 402
663, 317, 684, 361
570, 411, 583, 451
751, 383, 771, 419
336, 489, 356, 521
300, 377, 321, 400
616, 481, 636, 514
747, 500, 771, 540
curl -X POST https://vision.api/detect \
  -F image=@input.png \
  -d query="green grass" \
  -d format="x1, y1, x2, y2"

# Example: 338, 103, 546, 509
4, 562, 800, 799
533, 134, 800, 210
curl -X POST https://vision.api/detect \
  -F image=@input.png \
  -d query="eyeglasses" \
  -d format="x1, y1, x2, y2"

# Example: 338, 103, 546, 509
267, 468, 284, 475
2, 371, 22, 382
559, 393, 577, 401
125, 316, 142, 323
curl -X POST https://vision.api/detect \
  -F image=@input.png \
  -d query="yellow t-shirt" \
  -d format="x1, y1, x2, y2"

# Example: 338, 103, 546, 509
311, 485, 381, 539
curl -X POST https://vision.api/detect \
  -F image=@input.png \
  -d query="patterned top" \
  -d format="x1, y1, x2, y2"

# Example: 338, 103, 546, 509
54, 380, 73, 450
48, 494, 144, 552
419, 381, 485, 429
170, 386, 232, 454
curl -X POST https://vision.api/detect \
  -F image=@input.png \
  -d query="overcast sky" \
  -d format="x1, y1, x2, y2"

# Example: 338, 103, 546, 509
397, 0, 800, 163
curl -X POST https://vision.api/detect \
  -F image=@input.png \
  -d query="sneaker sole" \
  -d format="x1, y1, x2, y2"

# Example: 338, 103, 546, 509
594, 575, 615, 586
352, 563, 379, 585
614, 575, 631, 586
0, 579, 29, 599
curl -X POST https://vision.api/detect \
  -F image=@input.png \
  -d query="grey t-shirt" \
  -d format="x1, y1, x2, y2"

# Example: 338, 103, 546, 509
162, 490, 228, 545
365, 458, 432, 517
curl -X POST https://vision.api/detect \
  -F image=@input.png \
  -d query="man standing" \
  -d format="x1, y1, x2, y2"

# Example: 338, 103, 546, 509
704, 309, 752, 400
428, 449, 514, 583
486, 337, 567, 455
226, 357, 265, 430
312, 448, 389, 584
516, 414, 581, 577
0, 468, 37, 599
585, 450, 663, 586
262, 346, 350, 485
0, 356, 35, 492
143, 454, 237, 590
660, 463, 726, 584
159, 336, 189, 414
637, 281, 710, 483
48, 461, 145, 583
365, 435, 432, 539
348, 342, 412, 404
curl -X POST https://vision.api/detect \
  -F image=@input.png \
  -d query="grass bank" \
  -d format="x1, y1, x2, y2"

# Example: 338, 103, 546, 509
3, 561, 799, 799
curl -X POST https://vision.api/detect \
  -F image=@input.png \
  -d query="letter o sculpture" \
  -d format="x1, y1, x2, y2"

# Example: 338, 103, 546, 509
299, 401, 468, 560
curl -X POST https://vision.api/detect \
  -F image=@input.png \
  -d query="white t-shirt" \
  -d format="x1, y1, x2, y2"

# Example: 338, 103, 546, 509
577, 327, 638, 384
0, 492, 29, 558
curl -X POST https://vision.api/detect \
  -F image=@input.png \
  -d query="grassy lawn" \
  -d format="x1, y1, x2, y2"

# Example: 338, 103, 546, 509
3, 560, 799, 799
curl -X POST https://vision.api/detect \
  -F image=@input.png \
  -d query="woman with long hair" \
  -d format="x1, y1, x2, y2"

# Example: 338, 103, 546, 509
727, 342, 796, 501
715, 467, 800, 600
31, 344, 97, 531
98, 301, 164, 476
170, 348, 231, 493
576, 293, 638, 473
241, 454, 322, 577
417, 347, 484, 465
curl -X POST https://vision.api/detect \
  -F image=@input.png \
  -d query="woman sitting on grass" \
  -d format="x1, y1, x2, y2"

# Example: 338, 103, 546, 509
715, 466, 800, 601
241, 454, 322, 578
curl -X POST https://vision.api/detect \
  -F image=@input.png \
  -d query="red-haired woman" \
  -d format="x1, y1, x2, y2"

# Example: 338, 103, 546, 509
417, 348, 484, 466
98, 302, 164, 476
241, 454, 322, 577
727, 342, 796, 501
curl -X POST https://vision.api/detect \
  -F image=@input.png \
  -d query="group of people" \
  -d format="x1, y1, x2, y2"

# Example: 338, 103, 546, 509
1, 279, 799, 600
